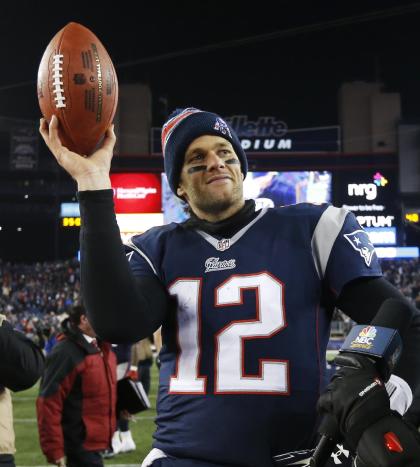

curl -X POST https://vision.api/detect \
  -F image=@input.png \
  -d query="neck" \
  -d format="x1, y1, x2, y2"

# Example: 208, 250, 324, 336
184, 199, 257, 237
191, 198, 246, 222
78, 325, 95, 338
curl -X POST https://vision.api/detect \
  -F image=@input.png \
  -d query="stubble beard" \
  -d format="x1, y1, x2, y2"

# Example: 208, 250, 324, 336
193, 183, 244, 216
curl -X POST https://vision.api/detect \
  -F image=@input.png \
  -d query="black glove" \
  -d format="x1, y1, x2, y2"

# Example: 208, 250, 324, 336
317, 353, 391, 451
403, 395, 420, 430
404, 411, 420, 430
355, 412, 420, 467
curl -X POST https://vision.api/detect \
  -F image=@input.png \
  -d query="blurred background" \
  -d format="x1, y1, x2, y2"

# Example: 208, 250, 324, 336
1, 2, 420, 464
1, 1, 419, 260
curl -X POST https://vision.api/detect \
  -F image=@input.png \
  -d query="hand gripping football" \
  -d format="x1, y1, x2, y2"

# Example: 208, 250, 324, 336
37, 22, 118, 155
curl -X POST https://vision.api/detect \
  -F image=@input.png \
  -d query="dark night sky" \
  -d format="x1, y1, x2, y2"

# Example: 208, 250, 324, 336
1, 1, 420, 128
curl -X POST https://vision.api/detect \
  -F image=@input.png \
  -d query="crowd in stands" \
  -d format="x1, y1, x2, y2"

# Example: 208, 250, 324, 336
0, 257, 419, 342
329, 258, 420, 333
0, 258, 80, 349
381, 259, 420, 309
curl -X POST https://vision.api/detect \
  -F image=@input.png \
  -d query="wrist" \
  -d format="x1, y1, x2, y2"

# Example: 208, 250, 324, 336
77, 173, 112, 191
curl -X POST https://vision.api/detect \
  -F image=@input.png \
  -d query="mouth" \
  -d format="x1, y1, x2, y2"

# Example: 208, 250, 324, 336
206, 175, 232, 185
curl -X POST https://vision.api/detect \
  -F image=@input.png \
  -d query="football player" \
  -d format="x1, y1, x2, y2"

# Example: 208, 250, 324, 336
40, 108, 420, 467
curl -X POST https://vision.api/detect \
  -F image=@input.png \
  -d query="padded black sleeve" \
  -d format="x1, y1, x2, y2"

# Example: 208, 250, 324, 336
78, 190, 169, 344
336, 276, 420, 391
0, 321, 44, 391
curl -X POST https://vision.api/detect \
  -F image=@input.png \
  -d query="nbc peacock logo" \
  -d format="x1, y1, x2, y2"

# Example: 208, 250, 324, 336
359, 326, 377, 338
350, 325, 377, 349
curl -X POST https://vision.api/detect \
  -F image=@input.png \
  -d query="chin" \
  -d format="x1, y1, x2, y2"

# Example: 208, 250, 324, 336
196, 189, 243, 215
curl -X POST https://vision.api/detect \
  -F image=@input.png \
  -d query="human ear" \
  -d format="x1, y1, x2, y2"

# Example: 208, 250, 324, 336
177, 185, 185, 198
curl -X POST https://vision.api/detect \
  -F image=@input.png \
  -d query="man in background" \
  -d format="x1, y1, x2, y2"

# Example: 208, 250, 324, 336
0, 313, 44, 467
107, 343, 137, 457
36, 305, 116, 467
132, 337, 154, 396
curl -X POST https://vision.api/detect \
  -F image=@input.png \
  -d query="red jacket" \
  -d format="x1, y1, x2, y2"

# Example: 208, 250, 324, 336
36, 325, 117, 463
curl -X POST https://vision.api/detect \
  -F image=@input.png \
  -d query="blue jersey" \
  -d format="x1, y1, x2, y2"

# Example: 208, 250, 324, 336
126, 203, 382, 467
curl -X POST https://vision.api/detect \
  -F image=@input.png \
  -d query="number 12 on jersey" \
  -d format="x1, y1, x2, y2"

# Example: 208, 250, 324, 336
168, 272, 289, 395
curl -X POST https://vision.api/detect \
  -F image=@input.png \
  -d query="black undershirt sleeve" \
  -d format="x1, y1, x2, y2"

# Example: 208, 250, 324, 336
78, 190, 169, 344
336, 276, 420, 392
0, 321, 44, 391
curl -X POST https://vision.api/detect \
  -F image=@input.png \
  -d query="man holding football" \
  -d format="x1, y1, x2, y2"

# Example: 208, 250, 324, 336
40, 108, 420, 467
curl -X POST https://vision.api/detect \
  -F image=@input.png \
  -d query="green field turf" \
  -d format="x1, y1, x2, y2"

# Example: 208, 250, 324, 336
12, 365, 160, 467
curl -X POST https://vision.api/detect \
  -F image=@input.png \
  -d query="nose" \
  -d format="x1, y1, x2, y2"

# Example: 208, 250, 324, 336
206, 151, 225, 170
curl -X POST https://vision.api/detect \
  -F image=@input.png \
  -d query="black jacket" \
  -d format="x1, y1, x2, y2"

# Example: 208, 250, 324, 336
0, 318, 44, 392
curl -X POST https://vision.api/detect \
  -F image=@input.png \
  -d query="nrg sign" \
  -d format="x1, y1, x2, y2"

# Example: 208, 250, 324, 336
338, 170, 399, 230
347, 172, 388, 201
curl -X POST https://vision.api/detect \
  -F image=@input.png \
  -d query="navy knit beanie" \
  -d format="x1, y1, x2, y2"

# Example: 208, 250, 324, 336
161, 107, 248, 195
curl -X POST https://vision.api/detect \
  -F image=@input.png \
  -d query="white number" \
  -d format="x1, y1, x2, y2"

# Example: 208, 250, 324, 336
215, 273, 287, 393
169, 272, 288, 394
168, 279, 206, 393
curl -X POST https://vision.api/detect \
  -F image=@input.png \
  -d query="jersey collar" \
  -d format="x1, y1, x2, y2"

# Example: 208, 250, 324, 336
195, 207, 268, 251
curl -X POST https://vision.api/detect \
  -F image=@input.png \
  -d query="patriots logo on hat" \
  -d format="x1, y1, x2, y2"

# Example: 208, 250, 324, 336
214, 117, 232, 139
344, 229, 376, 267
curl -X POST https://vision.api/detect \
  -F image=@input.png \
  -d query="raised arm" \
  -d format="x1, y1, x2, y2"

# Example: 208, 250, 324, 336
39, 118, 169, 343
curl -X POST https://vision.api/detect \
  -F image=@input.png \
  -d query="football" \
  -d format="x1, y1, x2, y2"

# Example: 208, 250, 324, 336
37, 22, 118, 155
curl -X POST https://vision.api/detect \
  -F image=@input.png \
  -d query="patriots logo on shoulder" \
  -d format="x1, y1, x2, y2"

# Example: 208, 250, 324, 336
344, 229, 376, 267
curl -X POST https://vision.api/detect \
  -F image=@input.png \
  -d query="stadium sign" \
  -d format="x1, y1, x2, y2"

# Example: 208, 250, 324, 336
375, 247, 419, 259
110, 173, 161, 214
62, 217, 81, 227
357, 215, 395, 228
365, 227, 396, 246
151, 115, 340, 153
335, 170, 400, 231
10, 125, 39, 170
60, 202, 80, 217
404, 211, 420, 226
347, 172, 388, 201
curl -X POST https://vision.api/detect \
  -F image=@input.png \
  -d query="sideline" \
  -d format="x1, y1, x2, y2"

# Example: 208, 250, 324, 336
14, 395, 157, 401
15, 416, 155, 423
